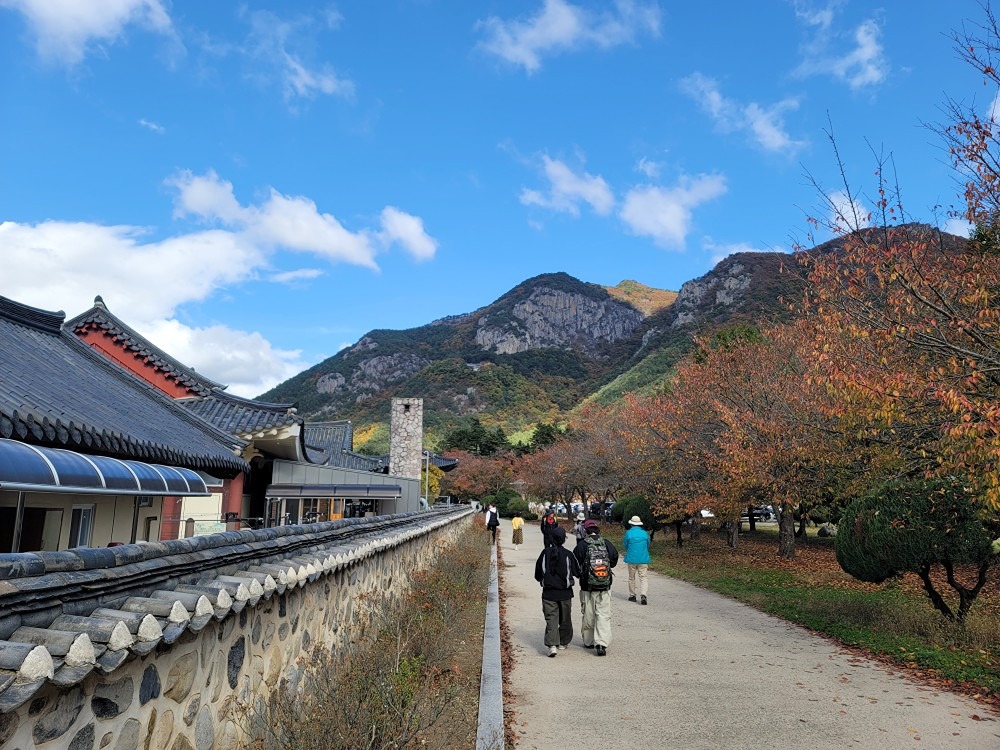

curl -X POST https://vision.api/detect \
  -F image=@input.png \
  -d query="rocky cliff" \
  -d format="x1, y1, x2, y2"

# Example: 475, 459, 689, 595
259, 273, 661, 435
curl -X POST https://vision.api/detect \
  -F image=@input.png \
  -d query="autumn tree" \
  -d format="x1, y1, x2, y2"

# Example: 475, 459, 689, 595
439, 449, 517, 501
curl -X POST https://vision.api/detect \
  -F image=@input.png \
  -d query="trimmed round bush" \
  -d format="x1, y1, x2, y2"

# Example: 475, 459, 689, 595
835, 477, 993, 584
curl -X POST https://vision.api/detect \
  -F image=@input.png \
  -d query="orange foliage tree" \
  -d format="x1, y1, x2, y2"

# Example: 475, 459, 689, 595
621, 321, 850, 558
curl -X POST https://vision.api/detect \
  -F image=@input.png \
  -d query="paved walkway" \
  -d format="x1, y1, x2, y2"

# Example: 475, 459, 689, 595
500, 522, 999, 750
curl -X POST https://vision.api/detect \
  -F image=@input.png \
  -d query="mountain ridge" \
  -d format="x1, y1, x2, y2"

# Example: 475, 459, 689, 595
259, 225, 963, 451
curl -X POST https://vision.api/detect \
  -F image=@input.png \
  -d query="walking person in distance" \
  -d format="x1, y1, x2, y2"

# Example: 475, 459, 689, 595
540, 507, 559, 547
574, 520, 618, 656
485, 502, 500, 544
511, 512, 524, 550
622, 515, 651, 604
534, 526, 581, 657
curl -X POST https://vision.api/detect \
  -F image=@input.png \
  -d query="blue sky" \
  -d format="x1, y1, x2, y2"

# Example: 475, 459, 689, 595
0, 1, 989, 397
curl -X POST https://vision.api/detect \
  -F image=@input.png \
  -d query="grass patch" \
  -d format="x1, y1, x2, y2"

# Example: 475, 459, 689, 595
606, 523, 1000, 700
241, 525, 491, 749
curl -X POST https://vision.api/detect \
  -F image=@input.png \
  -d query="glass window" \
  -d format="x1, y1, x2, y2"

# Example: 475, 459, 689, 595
68, 505, 95, 548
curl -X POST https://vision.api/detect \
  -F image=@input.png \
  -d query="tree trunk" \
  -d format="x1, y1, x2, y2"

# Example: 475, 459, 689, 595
794, 512, 807, 538
689, 517, 702, 541
726, 521, 739, 549
918, 565, 954, 620
746, 505, 757, 532
778, 510, 796, 559
674, 520, 684, 548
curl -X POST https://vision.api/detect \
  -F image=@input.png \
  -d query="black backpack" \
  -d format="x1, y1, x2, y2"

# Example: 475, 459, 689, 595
585, 536, 611, 589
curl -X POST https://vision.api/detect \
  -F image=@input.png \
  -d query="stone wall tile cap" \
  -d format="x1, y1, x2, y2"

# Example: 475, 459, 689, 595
0, 677, 46, 712
51, 661, 95, 687
96, 649, 128, 673
160, 621, 188, 643
129, 639, 160, 656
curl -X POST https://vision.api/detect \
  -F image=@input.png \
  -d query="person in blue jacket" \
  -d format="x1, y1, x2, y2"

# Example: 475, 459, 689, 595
622, 515, 651, 604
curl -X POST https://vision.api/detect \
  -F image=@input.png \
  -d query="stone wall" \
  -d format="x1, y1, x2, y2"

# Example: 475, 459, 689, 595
0, 510, 472, 750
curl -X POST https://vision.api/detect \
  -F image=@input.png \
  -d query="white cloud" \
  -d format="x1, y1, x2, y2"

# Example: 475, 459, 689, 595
520, 155, 615, 216
680, 73, 805, 154
827, 189, 871, 232
0, 170, 437, 396
167, 170, 439, 269
635, 156, 663, 179
619, 174, 727, 248
0, 219, 295, 396
242, 8, 355, 102
943, 218, 973, 238
1, 0, 173, 66
282, 52, 354, 100
378, 207, 439, 261
987, 89, 1000, 121
477, 0, 661, 74
142, 319, 307, 398
138, 118, 165, 134
270, 268, 324, 284
703, 238, 786, 267
794, 4, 887, 90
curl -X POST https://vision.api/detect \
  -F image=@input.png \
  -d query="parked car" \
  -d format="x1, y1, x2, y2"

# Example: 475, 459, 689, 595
740, 506, 773, 521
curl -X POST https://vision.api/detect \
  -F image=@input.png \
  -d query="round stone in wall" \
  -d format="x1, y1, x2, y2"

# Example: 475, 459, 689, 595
93, 676, 134, 719
139, 665, 161, 705
113, 719, 140, 750
68, 722, 95, 750
33, 686, 85, 744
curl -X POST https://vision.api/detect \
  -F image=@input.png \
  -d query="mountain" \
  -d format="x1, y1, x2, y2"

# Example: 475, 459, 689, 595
262, 225, 967, 450
258, 248, 805, 449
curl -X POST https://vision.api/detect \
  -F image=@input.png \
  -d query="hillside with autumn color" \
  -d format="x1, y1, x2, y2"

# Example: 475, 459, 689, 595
260, 225, 967, 452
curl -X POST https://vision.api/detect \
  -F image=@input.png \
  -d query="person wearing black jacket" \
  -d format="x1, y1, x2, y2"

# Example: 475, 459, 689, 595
573, 520, 619, 656
533, 526, 581, 657
540, 508, 559, 547
485, 502, 500, 543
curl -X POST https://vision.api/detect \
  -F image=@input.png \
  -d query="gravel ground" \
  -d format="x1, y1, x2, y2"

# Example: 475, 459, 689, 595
501, 522, 1000, 750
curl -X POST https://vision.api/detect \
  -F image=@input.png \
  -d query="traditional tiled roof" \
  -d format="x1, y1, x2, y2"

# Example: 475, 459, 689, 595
0, 510, 468, 711
66, 296, 224, 397
332, 450, 386, 472
0, 296, 248, 475
366, 451, 458, 472
302, 421, 353, 464
182, 391, 301, 437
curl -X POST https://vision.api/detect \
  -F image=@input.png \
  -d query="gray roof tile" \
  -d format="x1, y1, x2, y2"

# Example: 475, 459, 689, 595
0, 296, 248, 475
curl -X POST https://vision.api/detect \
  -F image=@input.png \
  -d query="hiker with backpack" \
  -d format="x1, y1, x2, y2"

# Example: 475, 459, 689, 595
574, 520, 619, 656
533, 526, 581, 657
540, 507, 559, 547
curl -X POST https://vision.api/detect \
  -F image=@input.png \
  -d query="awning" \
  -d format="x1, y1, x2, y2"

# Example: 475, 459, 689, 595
0, 438, 210, 496
265, 483, 402, 500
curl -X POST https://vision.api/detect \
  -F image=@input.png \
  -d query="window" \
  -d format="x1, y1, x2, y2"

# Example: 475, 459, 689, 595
68, 505, 95, 548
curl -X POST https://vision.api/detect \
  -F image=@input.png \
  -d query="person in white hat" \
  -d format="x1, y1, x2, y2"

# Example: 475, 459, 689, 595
573, 511, 587, 542
622, 515, 651, 604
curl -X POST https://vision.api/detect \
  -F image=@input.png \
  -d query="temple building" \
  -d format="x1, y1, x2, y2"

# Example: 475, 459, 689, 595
0, 294, 423, 553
